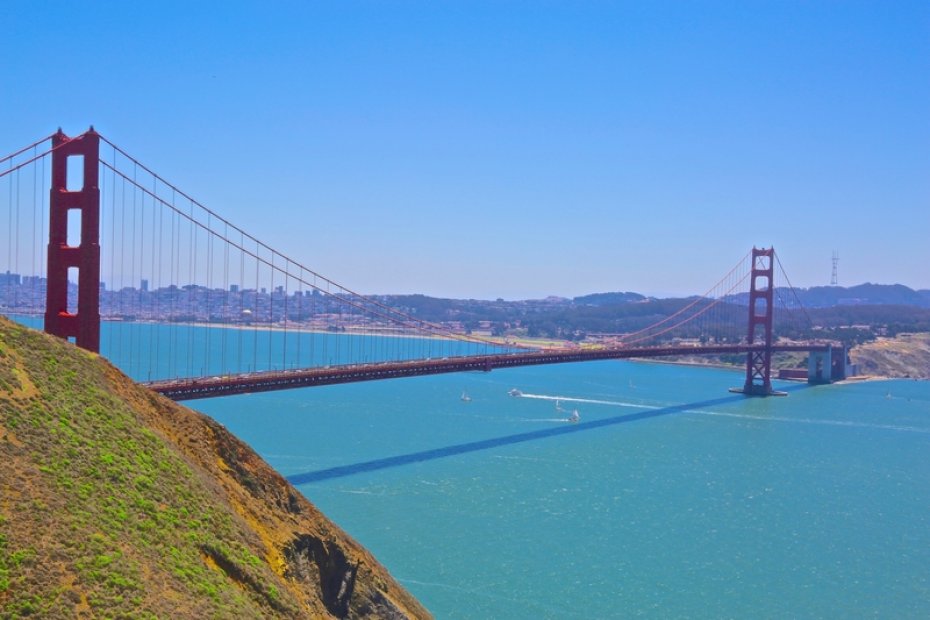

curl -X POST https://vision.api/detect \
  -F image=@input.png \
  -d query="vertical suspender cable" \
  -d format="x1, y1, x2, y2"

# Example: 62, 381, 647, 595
297, 266, 303, 368
31, 145, 38, 313
236, 240, 242, 374
169, 196, 178, 378
118, 168, 127, 365
138, 169, 148, 379
188, 200, 196, 377
312, 274, 319, 366
13, 166, 19, 309
253, 238, 259, 373
321, 282, 328, 365
204, 212, 212, 376
154, 182, 163, 378
107, 147, 118, 356
145, 178, 152, 379
222, 221, 229, 376
5, 156, 12, 308
39, 152, 47, 316
129, 164, 138, 377
283, 259, 289, 370
268, 250, 274, 370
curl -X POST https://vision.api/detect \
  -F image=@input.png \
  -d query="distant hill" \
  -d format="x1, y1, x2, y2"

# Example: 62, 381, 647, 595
725, 283, 930, 309
369, 284, 930, 345
571, 292, 646, 306
797, 284, 930, 308
0, 316, 429, 619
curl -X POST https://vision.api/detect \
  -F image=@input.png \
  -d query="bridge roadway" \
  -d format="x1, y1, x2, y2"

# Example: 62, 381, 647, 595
145, 343, 831, 401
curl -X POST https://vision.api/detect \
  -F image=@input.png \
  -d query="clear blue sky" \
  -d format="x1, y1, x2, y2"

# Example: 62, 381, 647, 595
3, 1, 928, 299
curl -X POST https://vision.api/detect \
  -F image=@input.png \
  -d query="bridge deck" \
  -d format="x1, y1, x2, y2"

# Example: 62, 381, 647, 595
145, 343, 830, 401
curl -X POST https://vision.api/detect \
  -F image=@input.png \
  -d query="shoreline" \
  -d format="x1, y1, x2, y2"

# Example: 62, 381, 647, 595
630, 357, 742, 372
99, 317, 505, 343
5, 312, 927, 380
631, 357, 908, 383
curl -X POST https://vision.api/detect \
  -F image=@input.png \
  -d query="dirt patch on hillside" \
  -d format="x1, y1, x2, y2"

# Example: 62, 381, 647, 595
851, 333, 930, 379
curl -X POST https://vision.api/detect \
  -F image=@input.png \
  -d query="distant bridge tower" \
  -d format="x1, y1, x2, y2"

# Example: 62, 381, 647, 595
44, 128, 101, 353
739, 247, 775, 395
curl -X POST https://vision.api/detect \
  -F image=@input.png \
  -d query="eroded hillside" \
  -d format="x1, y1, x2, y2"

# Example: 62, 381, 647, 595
0, 316, 430, 618
851, 333, 930, 379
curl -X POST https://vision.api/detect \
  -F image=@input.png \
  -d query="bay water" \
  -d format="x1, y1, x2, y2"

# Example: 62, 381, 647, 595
196, 361, 930, 618
12, 317, 930, 617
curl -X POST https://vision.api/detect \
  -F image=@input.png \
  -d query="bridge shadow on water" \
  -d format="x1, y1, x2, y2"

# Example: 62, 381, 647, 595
286, 383, 814, 485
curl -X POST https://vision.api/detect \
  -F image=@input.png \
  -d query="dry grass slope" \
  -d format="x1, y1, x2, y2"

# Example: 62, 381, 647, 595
0, 316, 430, 619
851, 333, 930, 379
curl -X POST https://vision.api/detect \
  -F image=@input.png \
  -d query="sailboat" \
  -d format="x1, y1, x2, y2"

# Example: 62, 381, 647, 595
568, 409, 580, 423
461, 391, 472, 402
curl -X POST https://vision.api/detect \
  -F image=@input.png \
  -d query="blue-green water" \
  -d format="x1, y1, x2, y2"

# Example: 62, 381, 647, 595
193, 362, 930, 618
10, 316, 930, 617
8, 315, 503, 381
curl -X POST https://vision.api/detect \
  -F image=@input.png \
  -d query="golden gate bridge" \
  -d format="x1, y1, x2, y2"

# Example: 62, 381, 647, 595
1, 128, 847, 401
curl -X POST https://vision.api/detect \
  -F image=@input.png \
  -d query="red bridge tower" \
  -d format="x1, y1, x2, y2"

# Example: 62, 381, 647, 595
740, 247, 775, 395
44, 128, 101, 352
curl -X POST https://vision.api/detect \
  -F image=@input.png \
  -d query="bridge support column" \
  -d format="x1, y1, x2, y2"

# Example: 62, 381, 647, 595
44, 128, 101, 353
831, 346, 849, 381
807, 345, 849, 384
807, 346, 831, 384
732, 247, 779, 396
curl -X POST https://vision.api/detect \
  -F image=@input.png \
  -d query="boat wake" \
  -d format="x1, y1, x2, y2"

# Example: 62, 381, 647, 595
523, 418, 581, 423
515, 392, 930, 435
518, 392, 654, 410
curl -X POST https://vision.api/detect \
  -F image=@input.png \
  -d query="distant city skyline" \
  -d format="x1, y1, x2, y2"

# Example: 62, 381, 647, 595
2, 2, 928, 299
3, 268, 927, 307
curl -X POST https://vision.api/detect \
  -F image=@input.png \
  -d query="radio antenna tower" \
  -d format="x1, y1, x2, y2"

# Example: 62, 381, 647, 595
831, 250, 839, 286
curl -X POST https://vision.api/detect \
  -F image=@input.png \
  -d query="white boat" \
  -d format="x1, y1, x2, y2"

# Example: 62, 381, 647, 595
461, 391, 472, 402
555, 399, 566, 413
568, 409, 580, 423
508, 388, 522, 397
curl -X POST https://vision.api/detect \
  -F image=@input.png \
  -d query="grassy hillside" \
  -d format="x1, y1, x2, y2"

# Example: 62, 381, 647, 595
0, 316, 430, 619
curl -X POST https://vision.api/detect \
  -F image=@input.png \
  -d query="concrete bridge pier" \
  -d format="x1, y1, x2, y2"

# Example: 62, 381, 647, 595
808, 345, 849, 384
